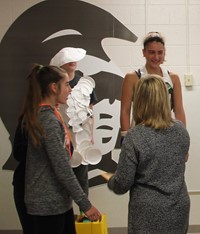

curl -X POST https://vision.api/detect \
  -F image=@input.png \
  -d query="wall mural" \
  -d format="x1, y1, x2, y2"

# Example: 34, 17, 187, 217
0, 0, 137, 187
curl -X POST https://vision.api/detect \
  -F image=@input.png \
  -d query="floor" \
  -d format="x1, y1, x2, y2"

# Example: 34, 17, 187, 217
0, 228, 200, 234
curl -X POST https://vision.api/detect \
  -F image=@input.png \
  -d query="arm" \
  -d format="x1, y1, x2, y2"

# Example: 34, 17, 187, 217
107, 131, 138, 194
171, 73, 189, 160
120, 72, 138, 132
170, 72, 186, 127
185, 154, 189, 162
89, 104, 94, 144
89, 88, 98, 144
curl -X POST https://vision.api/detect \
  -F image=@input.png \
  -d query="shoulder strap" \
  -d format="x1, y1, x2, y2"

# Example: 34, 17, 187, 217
135, 69, 141, 79
165, 71, 174, 111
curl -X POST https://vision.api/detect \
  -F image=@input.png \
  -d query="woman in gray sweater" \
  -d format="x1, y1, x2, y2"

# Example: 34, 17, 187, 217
103, 75, 190, 234
23, 64, 101, 234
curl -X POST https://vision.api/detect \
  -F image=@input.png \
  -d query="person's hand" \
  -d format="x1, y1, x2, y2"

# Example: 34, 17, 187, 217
85, 205, 101, 222
101, 172, 114, 181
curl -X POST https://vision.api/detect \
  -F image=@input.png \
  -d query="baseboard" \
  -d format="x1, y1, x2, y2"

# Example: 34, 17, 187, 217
0, 225, 199, 234
189, 225, 200, 233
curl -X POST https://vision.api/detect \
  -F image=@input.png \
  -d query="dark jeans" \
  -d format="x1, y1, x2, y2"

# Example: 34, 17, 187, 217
33, 208, 76, 234
13, 185, 35, 234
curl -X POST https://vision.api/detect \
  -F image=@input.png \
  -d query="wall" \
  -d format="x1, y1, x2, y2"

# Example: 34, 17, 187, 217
0, 0, 199, 230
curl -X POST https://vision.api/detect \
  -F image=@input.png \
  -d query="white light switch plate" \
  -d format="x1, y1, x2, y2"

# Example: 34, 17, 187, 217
184, 74, 193, 87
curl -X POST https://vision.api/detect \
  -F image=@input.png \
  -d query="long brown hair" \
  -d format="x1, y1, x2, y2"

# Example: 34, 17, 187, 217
133, 74, 173, 129
23, 64, 66, 146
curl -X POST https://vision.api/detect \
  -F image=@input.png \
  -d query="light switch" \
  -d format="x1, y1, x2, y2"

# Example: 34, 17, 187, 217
184, 74, 193, 87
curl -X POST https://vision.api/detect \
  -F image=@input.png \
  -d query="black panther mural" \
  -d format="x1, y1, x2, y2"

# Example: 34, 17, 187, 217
0, 0, 137, 186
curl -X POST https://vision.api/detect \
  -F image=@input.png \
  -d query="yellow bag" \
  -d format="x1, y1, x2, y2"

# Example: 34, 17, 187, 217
75, 214, 108, 234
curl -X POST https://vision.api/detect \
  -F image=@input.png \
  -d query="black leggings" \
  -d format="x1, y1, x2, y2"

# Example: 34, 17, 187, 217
33, 208, 76, 234
13, 185, 35, 234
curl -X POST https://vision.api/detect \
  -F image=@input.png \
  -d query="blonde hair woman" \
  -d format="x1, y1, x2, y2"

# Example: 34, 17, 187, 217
133, 74, 172, 129
103, 75, 190, 234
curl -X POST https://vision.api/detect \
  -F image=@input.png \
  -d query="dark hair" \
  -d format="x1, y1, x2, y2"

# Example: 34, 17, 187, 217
143, 32, 165, 48
24, 64, 66, 146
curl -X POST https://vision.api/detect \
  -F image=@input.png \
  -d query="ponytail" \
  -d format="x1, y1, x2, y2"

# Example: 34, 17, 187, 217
23, 64, 65, 146
24, 64, 45, 145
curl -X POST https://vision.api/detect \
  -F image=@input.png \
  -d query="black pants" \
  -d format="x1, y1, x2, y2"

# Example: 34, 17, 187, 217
13, 185, 35, 234
33, 208, 76, 234
14, 185, 76, 234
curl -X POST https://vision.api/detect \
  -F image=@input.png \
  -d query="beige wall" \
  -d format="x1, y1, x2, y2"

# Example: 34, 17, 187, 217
0, 0, 200, 230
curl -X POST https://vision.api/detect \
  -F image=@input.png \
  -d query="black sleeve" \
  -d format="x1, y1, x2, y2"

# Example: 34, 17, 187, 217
90, 89, 98, 105
13, 118, 28, 162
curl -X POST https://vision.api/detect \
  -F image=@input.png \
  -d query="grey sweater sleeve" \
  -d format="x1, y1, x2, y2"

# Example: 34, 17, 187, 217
40, 108, 92, 212
108, 130, 138, 194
